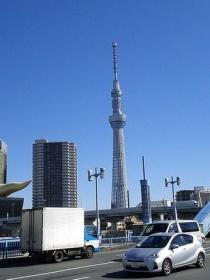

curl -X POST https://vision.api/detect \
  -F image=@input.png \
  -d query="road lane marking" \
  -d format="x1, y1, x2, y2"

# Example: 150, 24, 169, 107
4, 262, 115, 280
73, 277, 89, 280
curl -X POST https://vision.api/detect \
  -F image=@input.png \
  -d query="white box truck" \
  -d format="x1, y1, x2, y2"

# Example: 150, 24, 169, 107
21, 207, 94, 263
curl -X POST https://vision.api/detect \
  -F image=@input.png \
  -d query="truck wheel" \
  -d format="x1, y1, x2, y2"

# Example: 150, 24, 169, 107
84, 246, 94, 258
54, 250, 64, 263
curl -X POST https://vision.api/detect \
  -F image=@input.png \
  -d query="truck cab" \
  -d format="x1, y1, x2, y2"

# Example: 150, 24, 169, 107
84, 225, 99, 253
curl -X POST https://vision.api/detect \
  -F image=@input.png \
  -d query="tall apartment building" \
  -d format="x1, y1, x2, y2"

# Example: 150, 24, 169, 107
176, 190, 194, 201
0, 139, 7, 184
32, 139, 77, 208
176, 186, 210, 207
194, 186, 210, 207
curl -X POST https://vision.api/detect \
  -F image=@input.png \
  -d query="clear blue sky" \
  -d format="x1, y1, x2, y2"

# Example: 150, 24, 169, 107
1, 0, 210, 210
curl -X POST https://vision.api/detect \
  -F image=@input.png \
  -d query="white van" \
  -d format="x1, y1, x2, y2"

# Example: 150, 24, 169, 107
137, 220, 205, 243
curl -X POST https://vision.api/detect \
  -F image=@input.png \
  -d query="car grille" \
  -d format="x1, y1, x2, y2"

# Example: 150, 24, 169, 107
126, 265, 149, 272
127, 258, 145, 262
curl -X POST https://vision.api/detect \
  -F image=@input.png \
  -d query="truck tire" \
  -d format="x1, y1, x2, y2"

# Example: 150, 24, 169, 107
54, 250, 64, 263
84, 246, 94, 258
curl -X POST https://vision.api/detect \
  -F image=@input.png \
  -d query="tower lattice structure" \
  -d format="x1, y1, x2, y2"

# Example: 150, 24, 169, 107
109, 42, 129, 209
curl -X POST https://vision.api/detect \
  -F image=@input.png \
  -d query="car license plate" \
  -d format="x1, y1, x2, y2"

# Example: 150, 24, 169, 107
129, 262, 144, 268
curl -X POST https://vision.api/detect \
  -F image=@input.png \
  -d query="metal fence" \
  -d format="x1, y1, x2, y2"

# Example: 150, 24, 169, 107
0, 238, 22, 260
0, 236, 139, 260
100, 236, 139, 248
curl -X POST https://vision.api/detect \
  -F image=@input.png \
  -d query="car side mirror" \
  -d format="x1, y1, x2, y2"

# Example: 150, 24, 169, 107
171, 244, 179, 250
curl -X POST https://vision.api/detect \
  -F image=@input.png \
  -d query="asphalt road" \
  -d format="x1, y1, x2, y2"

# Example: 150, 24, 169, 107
0, 243, 209, 280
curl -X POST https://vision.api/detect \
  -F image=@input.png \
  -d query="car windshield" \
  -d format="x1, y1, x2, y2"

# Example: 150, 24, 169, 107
136, 235, 171, 248
142, 223, 169, 236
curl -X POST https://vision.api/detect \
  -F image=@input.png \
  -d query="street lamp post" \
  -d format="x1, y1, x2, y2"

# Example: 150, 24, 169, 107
164, 176, 180, 220
88, 168, 105, 239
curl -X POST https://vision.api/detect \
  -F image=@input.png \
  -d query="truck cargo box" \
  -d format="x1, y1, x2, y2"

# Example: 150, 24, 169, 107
21, 208, 84, 251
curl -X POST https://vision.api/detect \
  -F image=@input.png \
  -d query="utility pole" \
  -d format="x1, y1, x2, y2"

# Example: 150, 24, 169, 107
164, 176, 181, 220
88, 168, 105, 239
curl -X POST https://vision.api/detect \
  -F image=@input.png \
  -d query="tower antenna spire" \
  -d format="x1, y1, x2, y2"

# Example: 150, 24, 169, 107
112, 42, 118, 81
142, 156, 146, 180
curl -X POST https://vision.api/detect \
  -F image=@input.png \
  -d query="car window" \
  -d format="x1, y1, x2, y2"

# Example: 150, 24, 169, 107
179, 222, 199, 232
168, 223, 179, 233
181, 234, 193, 245
136, 235, 171, 248
171, 235, 185, 247
143, 223, 169, 236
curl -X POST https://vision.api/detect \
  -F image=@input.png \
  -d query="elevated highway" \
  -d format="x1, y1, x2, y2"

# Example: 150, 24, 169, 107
85, 205, 200, 223
0, 205, 202, 236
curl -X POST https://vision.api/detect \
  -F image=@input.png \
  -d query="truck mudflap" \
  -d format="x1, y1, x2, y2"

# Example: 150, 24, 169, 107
30, 251, 52, 263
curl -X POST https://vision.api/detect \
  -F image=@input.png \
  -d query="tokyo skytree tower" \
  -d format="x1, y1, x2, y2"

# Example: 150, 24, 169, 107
109, 42, 129, 209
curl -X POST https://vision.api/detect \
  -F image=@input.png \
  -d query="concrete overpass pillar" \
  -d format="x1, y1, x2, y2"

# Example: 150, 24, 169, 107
159, 214, 164, 221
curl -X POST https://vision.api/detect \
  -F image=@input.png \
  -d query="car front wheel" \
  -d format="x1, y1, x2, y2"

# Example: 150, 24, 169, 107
196, 252, 205, 268
162, 259, 172, 276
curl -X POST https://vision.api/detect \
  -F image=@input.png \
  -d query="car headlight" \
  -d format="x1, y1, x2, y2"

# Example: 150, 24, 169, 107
122, 253, 128, 261
145, 253, 159, 260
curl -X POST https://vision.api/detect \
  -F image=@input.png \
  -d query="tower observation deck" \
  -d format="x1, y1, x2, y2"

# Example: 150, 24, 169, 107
109, 42, 129, 209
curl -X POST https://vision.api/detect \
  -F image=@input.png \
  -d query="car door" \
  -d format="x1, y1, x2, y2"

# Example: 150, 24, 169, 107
169, 234, 187, 267
181, 234, 196, 264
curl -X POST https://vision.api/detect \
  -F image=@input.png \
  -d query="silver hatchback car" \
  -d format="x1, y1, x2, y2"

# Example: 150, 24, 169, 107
123, 232, 206, 276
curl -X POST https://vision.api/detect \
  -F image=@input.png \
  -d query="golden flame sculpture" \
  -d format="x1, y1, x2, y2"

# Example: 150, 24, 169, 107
0, 180, 31, 197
